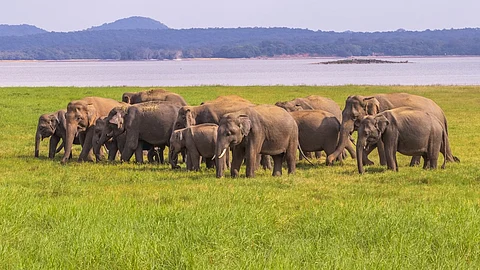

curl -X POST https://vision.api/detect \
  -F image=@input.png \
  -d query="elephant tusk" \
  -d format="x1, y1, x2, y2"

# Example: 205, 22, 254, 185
211, 155, 216, 160
218, 148, 227, 159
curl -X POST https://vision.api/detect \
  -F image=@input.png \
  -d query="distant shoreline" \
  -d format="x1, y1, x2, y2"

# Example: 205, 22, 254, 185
0, 55, 479, 63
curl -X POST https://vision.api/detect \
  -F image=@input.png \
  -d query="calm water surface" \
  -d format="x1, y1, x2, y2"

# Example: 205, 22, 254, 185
1, 57, 479, 87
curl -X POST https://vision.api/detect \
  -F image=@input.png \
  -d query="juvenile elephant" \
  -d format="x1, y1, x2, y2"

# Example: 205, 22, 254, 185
61, 97, 123, 164
215, 105, 298, 178
327, 93, 458, 166
356, 107, 448, 173
102, 101, 181, 165
122, 89, 187, 106
289, 110, 341, 165
35, 109, 80, 158
169, 123, 224, 171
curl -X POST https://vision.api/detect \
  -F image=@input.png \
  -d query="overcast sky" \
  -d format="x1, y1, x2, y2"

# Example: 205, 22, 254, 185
2, 0, 478, 32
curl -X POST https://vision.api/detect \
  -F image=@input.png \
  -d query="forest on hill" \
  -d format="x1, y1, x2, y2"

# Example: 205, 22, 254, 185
0, 26, 479, 60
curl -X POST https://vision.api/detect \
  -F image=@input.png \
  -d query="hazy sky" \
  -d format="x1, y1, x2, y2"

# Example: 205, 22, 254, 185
2, 0, 478, 32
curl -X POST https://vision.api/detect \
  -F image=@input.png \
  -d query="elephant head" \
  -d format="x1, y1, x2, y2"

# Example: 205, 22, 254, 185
122, 92, 134, 104
174, 106, 197, 130
35, 110, 65, 157
97, 107, 127, 148
356, 115, 389, 173
275, 99, 312, 112
327, 95, 381, 164
215, 113, 251, 177
61, 100, 98, 164
168, 129, 185, 169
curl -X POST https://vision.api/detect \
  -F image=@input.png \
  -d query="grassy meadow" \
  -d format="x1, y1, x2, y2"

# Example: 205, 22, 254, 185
1, 85, 480, 269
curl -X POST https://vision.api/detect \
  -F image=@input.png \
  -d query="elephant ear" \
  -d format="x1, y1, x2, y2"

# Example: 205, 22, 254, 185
185, 108, 196, 127
57, 110, 66, 129
363, 97, 380, 115
238, 115, 251, 137
109, 111, 124, 130
375, 115, 390, 133
86, 104, 97, 127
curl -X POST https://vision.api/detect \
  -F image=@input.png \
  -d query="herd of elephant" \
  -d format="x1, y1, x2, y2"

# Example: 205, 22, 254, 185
35, 89, 459, 178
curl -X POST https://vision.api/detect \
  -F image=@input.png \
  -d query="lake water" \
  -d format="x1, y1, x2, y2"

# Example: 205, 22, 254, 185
1, 57, 479, 87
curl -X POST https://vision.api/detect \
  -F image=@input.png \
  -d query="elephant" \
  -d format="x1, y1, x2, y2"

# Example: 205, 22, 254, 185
61, 97, 123, 164
275, 95, 342, 120
99, 101, 181, 165
122, 89, 187, 106
356, 107, 448, 173
169, 123, 225, 171
215, 105, 298, 178
35, 109, 80, 158
327, 93, 458, 166
276, 95, 355, 160
94, 115, 164, 163
289, 110, 341, 165
174, 95, 257, 169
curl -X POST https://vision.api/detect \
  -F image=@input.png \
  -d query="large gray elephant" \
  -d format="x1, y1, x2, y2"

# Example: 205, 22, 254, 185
94, 115, 163, 163
100, 101, 181, 164
356, 107, 448, 173
122, 89, 187, 106
327, 93, 458, 166
35, 109, 80, 158
169, 123, 223, 171
289, 110, 341, 165
215, 105, 298, 178
61, 97, 123, 164
276, 95, 355, 160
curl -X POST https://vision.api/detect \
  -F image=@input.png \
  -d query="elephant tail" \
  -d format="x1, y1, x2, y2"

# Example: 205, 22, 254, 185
298, 145, 315, 166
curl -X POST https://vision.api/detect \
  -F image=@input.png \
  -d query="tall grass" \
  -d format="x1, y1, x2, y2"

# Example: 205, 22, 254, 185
0, 85, 479, 269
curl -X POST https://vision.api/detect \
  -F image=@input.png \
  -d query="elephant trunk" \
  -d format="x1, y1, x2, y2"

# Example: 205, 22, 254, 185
169, 148, 180, 169
356, 142, 365, 174
61, 121, 77, 164
215, 147, 227, 178
327, 120, 354, 164
34, 128, 42, 157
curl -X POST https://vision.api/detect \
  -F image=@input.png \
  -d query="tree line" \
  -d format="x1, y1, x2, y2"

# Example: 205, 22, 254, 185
0, 27, 479, 60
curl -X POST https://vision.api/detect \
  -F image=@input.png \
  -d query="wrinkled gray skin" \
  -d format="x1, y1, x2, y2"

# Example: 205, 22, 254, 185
275, 95, 355, 160
174, 95, 259, 169
100, 101, 181, 165
327, 93, 458, 166
61, 97, 123, 164
289, 110, 341, 165
356, 107, 448, 173
169, 123, 225, 171
92, 117, 121, 161
122, 89, 187, 106
215, 105, 298, 178
35, 109, 80, 158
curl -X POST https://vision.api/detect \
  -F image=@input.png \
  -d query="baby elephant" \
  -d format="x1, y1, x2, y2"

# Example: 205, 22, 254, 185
356, 107, 448, 173
169, 123, 222, 171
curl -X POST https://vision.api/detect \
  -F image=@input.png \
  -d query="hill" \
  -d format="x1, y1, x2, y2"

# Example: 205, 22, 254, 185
0, 22, 479, 60
0, 24, 47, 37
87, 16, 169, 31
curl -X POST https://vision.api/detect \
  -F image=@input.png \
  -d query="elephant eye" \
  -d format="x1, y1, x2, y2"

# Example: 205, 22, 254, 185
226, 131, 231, 136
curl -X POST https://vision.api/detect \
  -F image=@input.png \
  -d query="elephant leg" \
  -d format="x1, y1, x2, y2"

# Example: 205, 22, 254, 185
108, 143, 118, 161
363, 144, 376, 166
271, 154, 284, 176
78, 129, 95, 162
230, 147, 245, 178
315, 151, 322, 159
134, 144, 144, 163
158, 146, 165, 164
377, 140, 387, 166
260, 155, 272, 170
409, 156, 421, 166
345, 141, 356, 159
205, 158, 215, 169
49, 135, 61, 159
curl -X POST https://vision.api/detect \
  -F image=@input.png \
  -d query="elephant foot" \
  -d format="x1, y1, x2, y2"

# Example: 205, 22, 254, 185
363, 159, 375, 166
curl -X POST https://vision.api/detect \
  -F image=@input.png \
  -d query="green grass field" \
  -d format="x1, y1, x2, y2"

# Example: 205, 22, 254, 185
1, 85, 479, 269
